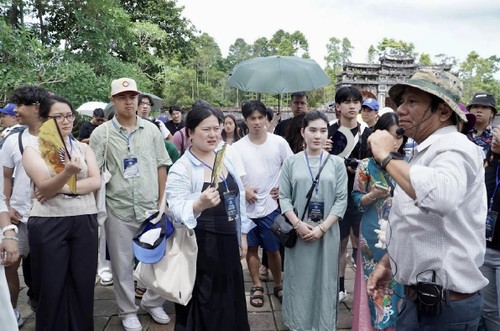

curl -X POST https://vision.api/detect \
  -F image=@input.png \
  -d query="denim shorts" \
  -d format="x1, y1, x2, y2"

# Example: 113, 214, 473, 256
247, 209, 281, 253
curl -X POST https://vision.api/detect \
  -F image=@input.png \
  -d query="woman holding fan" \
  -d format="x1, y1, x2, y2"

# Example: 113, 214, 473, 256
22, 94, 101, 330
166, 100, 254, 331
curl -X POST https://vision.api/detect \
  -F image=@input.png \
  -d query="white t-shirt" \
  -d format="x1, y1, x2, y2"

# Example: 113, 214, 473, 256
233, 132, 293, 218
1, 129, 38, 223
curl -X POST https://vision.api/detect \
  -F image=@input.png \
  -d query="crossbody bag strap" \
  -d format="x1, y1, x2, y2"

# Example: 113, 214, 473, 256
103, 122, 109, 170
300, 153, 331, 221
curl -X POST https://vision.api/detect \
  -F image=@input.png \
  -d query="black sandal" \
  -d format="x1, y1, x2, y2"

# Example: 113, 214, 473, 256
273, 285, 283, 303
250, 286, 265, 307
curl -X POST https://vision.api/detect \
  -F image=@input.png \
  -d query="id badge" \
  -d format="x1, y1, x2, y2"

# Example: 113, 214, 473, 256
486, 210, 498, 242
308, 201, 324, 223
223, 191, 239, 222
123, 155, 140, 178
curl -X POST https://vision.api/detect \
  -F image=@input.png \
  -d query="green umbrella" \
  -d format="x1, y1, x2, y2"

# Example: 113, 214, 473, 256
227, 55, 330, 94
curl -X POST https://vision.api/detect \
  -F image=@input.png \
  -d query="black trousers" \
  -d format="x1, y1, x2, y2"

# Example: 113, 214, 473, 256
28, 214, 98, 331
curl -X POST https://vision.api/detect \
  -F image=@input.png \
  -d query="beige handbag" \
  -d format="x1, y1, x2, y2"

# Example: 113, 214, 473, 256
134, 220, 197, 306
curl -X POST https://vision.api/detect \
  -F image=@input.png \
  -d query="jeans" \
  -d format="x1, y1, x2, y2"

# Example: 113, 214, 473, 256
480, 248, 500, 331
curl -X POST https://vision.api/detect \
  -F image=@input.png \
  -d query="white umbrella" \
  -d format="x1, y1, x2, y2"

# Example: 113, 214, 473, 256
76, 102, 108, 117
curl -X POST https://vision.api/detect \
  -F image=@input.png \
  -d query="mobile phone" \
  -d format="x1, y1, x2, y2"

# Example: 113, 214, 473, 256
374, 182, 388, 190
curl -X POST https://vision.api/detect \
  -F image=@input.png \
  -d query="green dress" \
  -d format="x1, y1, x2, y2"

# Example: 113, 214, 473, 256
279, 151, 348, 331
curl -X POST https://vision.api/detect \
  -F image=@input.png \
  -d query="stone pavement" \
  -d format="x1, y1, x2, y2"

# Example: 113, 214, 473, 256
16, 248, 356, 330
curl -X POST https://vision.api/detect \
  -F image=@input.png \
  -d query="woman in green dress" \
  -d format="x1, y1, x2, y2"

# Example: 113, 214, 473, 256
279, 110, 348, 330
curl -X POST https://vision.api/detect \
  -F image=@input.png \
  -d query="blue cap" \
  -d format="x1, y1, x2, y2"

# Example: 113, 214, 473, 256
362, 98, 380, 111
133, 212, 174, 264
0, 104, 16, 116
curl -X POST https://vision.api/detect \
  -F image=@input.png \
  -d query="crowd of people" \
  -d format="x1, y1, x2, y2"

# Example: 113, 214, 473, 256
0, 69, 499, 331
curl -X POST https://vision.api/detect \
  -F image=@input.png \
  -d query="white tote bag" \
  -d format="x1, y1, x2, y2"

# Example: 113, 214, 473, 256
134, 221, 198, 306
96, 123, 111, 226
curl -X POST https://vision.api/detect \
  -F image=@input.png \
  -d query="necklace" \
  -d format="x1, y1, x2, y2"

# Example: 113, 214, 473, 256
308, 158, 321, 168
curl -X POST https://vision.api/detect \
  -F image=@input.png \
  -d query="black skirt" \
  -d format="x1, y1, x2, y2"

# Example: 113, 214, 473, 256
174, 229, 249, 331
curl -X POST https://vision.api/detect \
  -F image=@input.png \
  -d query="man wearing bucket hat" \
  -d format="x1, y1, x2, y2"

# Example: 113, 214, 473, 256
366, 69, 487, 329
90, 78, 172, 331
467, 92, 497, 158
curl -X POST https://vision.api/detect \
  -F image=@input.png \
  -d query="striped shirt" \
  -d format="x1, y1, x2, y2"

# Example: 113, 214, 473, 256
388, 126, 488, 293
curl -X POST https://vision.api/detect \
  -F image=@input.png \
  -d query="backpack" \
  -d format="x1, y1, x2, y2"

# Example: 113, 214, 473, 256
0, 125, 27, 153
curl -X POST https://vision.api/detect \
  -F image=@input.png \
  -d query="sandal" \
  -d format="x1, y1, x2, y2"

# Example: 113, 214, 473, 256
250, 286, 265, 307
273, 285, 283, 303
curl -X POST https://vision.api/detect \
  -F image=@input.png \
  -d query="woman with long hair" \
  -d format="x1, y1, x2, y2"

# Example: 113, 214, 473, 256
22, 94, 101, 330
351, 112, 407, 330
279, 110, 348, 330
221, 114, 241, 144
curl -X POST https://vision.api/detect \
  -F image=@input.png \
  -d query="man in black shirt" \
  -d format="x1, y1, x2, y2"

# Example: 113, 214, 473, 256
78, 108, 106, 143
326, 86, 372, 303
274, 91, 309, 138
165, 104, 185, 135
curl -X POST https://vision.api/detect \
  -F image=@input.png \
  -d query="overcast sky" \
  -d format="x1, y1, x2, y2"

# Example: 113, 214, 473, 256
176, 0, 500, 68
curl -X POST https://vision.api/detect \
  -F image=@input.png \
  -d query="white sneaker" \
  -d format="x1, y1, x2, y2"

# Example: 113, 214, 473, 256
141, 304, 170, 324
339, 291, 348, 303
122, 316, 142, 331
99, 271, 114, 286
14, 309, 24, 327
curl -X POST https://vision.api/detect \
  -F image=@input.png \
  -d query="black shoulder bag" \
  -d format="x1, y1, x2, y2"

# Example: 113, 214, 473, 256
271, 153, 331, 248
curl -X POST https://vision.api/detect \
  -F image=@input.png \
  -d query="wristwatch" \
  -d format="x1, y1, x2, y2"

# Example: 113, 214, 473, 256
379, 152, 404, 171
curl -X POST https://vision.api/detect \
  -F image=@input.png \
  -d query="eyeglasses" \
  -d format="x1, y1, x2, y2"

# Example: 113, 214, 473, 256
49, 114, 76, 123
95, 118, 106, 123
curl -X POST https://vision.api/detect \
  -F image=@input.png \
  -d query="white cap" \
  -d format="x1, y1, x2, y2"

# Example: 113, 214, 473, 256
111, 78, 140, 96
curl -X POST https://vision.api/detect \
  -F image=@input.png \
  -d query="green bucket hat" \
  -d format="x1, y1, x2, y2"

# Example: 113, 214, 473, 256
388, 69, 467, 122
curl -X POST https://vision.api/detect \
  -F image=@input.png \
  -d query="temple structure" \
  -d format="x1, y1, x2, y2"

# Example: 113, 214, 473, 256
335, 54, 450, 109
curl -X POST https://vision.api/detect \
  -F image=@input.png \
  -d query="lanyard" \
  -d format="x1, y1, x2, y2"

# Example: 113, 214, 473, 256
305, 150, 323, 195
190, 149, 229, 191
489, 163, 500, 211
112, 119, 135, 154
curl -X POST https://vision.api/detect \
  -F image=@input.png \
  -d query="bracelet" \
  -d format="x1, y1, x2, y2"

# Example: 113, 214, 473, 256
318, 223, 327, 235
2, 225, 18, 235
2, 236, 18, 241
293, 221, 301, 230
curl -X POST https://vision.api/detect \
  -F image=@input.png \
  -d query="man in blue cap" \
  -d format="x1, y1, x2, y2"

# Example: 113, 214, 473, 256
360, 98, 380, 129
0, 104, 24, 147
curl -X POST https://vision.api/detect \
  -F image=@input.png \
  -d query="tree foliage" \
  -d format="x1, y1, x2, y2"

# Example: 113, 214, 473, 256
0, 3, 499, 112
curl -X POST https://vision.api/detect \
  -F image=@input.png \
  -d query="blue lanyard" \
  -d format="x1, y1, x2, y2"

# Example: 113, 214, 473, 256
305, 150, 323, 195
111, 118, 135, 154
190, 148, 229, 191
489, 163, 500, 211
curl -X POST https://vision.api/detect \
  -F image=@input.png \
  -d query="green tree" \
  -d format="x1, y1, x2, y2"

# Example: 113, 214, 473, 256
252, 37, 273, 57
367, 45, 377, 63
269, 30, 309, 57
376, 37, 415, 57
419, 53, 431, 65
459, 52, 500, 102
226, 38, 253, 70
325, 37, 353, 84
119, 0, 196, 64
